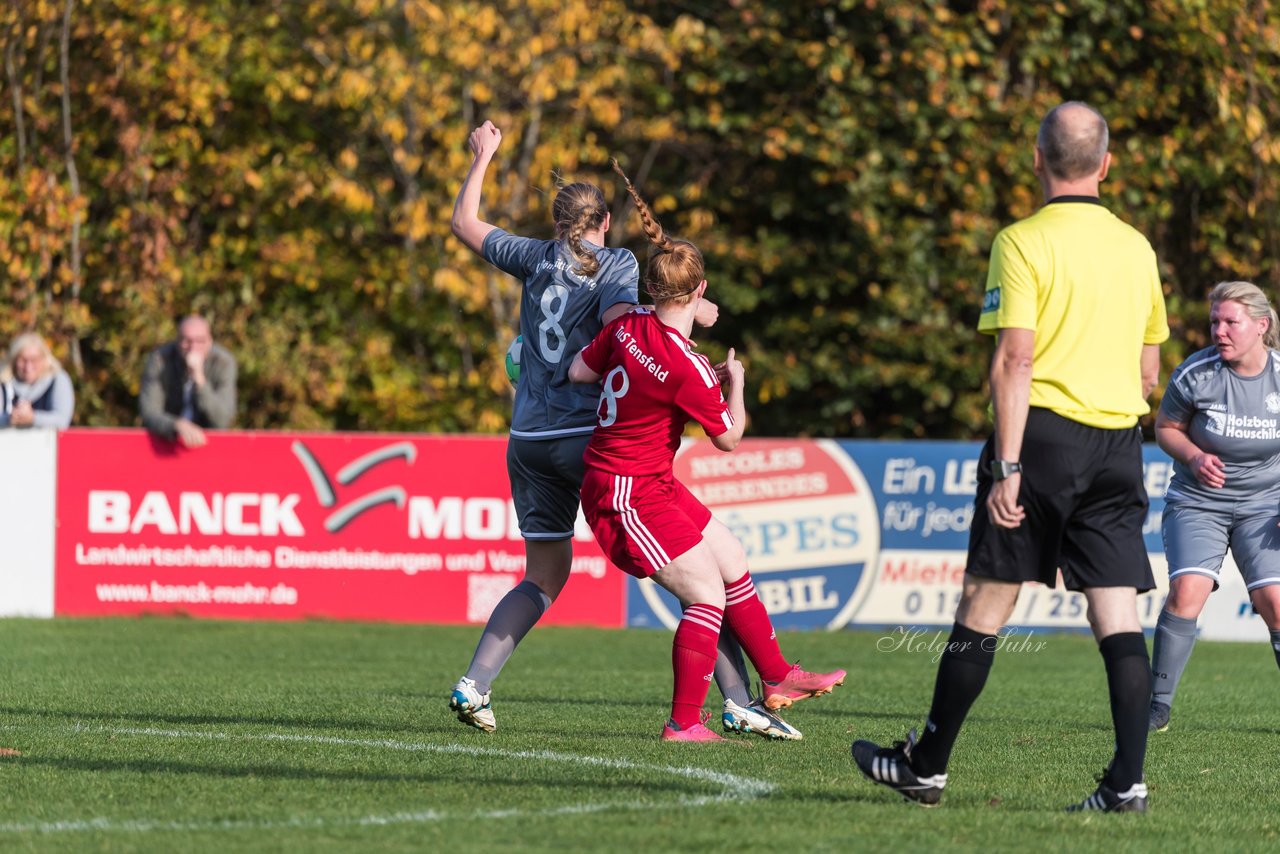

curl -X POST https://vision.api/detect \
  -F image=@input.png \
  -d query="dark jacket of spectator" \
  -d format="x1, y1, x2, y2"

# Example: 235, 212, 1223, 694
139, 340, 237, 441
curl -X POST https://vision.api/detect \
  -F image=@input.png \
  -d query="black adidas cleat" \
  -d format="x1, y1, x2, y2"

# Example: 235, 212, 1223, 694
1148, 701, 1171, 733
851, 728, 947, 807
1067, 778, 1149, 813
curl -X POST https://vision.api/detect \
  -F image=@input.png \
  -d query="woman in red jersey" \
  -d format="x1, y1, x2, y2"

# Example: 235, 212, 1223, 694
569, 162, 846, 741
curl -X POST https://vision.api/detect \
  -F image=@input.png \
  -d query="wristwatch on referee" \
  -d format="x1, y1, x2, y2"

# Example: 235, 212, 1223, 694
991, 460, 1023, 481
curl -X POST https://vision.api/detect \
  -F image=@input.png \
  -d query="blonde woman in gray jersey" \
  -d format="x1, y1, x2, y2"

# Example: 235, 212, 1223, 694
1151, 280, 1280, 731
447, 122, 799, 741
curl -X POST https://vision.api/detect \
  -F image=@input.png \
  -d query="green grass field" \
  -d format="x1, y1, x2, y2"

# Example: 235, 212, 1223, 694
1, 618, 1277, 853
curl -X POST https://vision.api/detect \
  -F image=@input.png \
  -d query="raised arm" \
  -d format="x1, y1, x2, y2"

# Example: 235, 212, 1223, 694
710, 347, 746, 452
450, 121, 503, 254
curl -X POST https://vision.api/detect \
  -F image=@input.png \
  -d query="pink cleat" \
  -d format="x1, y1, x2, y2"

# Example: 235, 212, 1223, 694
762, 663, 847, 710
661, 712, 727, 742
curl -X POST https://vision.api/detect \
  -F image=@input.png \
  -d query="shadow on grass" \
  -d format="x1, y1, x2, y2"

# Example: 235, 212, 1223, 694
7, 753, 736, 797
0, 705, 410, 735
0, 703, 717, 748
406, 692, 658, 711
815, 786, 1078, 813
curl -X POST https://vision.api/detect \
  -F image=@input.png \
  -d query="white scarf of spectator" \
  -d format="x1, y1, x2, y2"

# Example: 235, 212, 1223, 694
11, 373, 56, 406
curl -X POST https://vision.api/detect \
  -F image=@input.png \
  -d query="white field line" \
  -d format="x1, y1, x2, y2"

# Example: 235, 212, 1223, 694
0, 723, 776, 835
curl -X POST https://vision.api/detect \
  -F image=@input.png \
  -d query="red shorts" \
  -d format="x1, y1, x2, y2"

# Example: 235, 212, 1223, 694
581, 468, 711, 578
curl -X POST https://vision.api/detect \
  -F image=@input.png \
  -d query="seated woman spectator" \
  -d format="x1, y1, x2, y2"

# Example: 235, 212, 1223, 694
0, 333, 75, 429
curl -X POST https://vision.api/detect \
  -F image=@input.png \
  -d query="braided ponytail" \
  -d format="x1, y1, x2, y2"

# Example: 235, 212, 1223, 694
611, 159, 674, 253
552, 182, 607, 278
564, 208, 601, 278
610, 158, 704, 304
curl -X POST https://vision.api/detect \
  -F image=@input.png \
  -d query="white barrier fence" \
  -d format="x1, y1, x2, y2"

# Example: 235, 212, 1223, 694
0, 430, 57, 617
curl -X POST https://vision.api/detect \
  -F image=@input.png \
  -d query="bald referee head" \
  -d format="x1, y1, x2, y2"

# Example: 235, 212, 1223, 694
1034, 101, 1112, 192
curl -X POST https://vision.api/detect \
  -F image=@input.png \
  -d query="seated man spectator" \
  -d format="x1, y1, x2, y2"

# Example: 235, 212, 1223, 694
0, 332, 75, 429
140, 314, 237, 448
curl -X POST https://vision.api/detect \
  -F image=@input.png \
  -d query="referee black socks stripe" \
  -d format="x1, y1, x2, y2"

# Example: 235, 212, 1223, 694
912, 622, 996, 777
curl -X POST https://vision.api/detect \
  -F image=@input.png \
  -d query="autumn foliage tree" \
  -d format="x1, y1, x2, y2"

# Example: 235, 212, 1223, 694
2, 0, 1278, 438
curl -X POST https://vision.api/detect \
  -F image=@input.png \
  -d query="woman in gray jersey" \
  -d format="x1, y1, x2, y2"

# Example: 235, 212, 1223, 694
1150, 280, 1280, 731
446, 122, 798, 740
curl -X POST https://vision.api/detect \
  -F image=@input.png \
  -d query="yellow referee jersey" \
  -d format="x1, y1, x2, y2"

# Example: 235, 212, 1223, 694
978, 198, 1169, 429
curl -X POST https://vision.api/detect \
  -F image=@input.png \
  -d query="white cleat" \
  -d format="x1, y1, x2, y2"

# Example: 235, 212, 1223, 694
449, 677, 496, 733
722, 697, 803, 740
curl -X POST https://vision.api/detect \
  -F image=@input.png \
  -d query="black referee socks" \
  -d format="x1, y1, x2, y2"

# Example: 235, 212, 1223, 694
912, 622, 996, 777
1099, 631, 1150, 792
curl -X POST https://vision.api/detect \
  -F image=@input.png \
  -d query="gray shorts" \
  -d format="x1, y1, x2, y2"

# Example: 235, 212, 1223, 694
506, 434, 591, 540
1162, 499, 1280, 591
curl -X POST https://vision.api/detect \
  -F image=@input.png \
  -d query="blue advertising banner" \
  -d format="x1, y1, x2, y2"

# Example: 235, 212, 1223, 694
625, 438, 1192, 633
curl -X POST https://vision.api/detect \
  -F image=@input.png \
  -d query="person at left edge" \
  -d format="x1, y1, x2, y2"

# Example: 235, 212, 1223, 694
0, 332, 75, 429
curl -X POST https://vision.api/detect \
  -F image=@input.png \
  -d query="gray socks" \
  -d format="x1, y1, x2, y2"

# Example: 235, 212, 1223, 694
1150, 610, 1198, 707
464, 580, 552, 694
713, 631, 754, 707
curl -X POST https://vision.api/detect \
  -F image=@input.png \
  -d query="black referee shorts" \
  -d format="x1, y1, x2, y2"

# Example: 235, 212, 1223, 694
966, 407, 1155, 592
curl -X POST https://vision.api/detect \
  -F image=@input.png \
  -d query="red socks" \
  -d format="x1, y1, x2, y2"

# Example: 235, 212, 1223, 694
671, 603, 722, 728
670, 574, 787, 728
724, 573, 790, 683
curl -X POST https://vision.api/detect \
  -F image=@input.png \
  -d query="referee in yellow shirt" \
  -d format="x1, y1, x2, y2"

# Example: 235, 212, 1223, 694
853, 101, 1170, 812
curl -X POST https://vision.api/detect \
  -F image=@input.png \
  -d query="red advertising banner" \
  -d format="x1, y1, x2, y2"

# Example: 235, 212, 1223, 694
55, 429, 622, 625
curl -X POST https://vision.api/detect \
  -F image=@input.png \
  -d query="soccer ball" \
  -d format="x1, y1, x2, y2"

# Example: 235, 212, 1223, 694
504, 335, 522, 385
